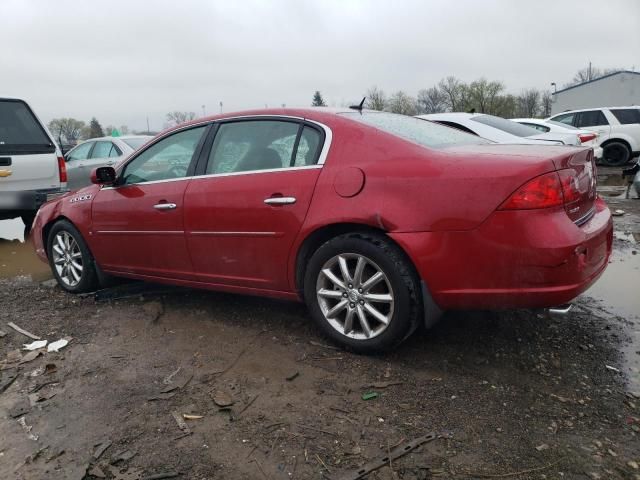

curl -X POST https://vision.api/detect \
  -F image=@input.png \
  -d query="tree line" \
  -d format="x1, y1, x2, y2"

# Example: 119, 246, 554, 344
311, 64, 628, 118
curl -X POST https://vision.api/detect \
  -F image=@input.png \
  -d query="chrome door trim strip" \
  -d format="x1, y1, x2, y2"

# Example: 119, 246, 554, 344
189, 164, 322, 182
188, 231, 283, 237
95, 230, 184, 235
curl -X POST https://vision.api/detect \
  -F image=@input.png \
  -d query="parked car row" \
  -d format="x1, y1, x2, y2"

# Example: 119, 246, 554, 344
547, 106, 640, 166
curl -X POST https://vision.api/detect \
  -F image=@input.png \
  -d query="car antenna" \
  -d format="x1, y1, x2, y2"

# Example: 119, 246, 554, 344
349, 97, 366, 113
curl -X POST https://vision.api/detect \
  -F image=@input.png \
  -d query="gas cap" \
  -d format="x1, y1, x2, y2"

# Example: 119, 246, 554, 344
333, 167, 365, 198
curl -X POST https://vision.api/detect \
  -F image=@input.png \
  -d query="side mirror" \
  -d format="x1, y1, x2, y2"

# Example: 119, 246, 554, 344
91, 166, 117, 185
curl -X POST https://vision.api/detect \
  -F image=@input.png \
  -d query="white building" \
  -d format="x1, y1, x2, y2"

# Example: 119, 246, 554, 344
551, 71, 640, 114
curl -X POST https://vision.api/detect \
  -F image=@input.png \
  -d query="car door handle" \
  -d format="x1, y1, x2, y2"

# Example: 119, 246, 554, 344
264, 196, 296, 205
153, 203, 177, 210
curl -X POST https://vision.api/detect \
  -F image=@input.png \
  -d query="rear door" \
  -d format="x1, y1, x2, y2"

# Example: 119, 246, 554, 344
574, 110, 611, 139
90, 125, 208, 279
0, 99, 59, 193
183, 119, 325, 291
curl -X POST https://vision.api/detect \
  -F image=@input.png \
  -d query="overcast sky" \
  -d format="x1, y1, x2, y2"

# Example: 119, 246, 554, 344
2, 0, 639, 131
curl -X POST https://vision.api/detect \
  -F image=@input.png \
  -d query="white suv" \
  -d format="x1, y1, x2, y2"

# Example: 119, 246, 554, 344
548, 106, 640, 166
0, 97, 66, 230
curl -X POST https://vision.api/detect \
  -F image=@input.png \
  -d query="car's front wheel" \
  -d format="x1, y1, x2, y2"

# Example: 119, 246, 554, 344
47, 220, 99, 293
304, 232, 421, 353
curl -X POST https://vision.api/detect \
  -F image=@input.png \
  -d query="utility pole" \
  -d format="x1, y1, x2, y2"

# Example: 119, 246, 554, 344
588, 61, 592, 81
219, 101, 223, 113
201, 105, 206, 117
146, 117, 150, 133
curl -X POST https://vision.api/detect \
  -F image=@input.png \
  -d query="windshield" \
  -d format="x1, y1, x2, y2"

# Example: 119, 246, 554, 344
471, 114, 541, 138
340, 111, 490, 149
0, 100, 54, 154
122, 137, 151, 150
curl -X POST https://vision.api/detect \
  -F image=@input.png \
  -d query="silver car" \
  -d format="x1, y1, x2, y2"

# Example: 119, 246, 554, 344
64, 135, 152, 190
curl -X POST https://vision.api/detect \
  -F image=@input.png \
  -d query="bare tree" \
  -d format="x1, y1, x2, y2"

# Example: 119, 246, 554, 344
387, 91, 418, 115
166, 111, 196, 127
564, 64, 624, 87
438, 76, 467, 112
417, 87, 447, 114
466, 78, 505, 114
516, 88, 541, 118
48, 118, 86, 144
365, 86, 387, 111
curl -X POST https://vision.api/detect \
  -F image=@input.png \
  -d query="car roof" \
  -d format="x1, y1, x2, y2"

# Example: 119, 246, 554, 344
550, 106, 640, 115
82, 135, 152, 142
419, 112, 481, 120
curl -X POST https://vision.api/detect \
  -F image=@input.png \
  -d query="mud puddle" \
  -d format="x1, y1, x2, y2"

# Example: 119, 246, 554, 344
585, 241, 640, 392
0, 218, 52, 281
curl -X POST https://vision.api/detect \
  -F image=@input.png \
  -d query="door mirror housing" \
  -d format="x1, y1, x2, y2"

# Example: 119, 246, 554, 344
91, 166, 117, 185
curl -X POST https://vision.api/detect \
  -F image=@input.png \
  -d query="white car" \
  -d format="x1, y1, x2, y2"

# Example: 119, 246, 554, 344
0, 96, 65, 229
65, 135, 151, 190
547, 107, 640, 166
418, 113, 577, 147
512, 118, 603, 160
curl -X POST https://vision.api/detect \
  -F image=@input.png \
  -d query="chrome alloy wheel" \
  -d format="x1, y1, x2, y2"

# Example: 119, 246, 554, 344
316, 253, 395, 340
51, 231, 83, 287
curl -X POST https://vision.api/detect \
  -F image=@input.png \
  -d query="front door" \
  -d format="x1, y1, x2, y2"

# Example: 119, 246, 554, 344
184, 119, 325, 291
90, 125, 207, 280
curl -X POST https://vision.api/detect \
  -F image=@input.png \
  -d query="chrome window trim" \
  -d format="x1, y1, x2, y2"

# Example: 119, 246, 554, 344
190, 164, 322, 182
106, 115, 333, 189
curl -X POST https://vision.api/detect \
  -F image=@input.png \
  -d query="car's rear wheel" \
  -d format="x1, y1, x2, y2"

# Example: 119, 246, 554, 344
47, 220, 99, 293
602, 141, 631, 166
303, 232, 421, 353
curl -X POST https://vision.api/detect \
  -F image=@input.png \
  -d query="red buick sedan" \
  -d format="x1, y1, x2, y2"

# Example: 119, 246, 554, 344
32, 108, 613, 352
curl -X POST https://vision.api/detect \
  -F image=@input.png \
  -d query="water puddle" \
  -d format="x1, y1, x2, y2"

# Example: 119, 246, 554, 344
0, 219, 52, 282
584, 243, 640, 392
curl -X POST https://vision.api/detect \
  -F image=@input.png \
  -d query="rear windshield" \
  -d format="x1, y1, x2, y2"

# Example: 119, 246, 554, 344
340, 111, 490, 149
0, 100, 55, 154
471, 114, 541, 138
547, 120, 578, 130
122, 137, 150, 150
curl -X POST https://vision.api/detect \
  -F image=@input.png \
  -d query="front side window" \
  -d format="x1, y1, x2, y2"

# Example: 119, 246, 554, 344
552, 113, 575, 126
206, 120, 300, 174
576, 110, 609, 128
120, 126, 205, 185
610, 108, 640, 125
67, 142, 93, 161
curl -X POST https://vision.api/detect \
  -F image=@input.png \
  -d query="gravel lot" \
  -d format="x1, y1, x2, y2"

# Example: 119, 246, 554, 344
0, 166, 638, 480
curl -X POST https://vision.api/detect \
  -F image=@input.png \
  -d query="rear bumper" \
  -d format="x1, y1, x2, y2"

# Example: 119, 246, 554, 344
0, 188, 65, 220
390, 197, 613, 310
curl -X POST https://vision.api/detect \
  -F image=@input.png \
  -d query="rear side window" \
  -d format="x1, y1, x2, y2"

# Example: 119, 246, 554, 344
434, 121, 478, 135
0, 100, 54, 154
576, 110, 609, 128
293, 126, 322, 166
610, 108, 640, 125
206, 120, 300, 174
91, 141, 114, 159
520, 122, 549, 133
341, 112, 489, 148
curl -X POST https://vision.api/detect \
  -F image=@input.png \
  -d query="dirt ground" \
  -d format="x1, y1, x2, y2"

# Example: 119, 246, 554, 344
0, 166, 639, 480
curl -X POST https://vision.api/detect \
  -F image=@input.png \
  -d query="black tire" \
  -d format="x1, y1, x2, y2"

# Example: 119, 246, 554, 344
303, 232, 422, 353
602, 141, 631, 166
46, 220, 99, 293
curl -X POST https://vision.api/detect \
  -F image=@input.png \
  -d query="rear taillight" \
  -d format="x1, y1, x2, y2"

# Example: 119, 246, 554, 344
57, 156, 67, 183
499, 168, 586, 211
499, 172, 564, 210
578, 133, 597, 144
